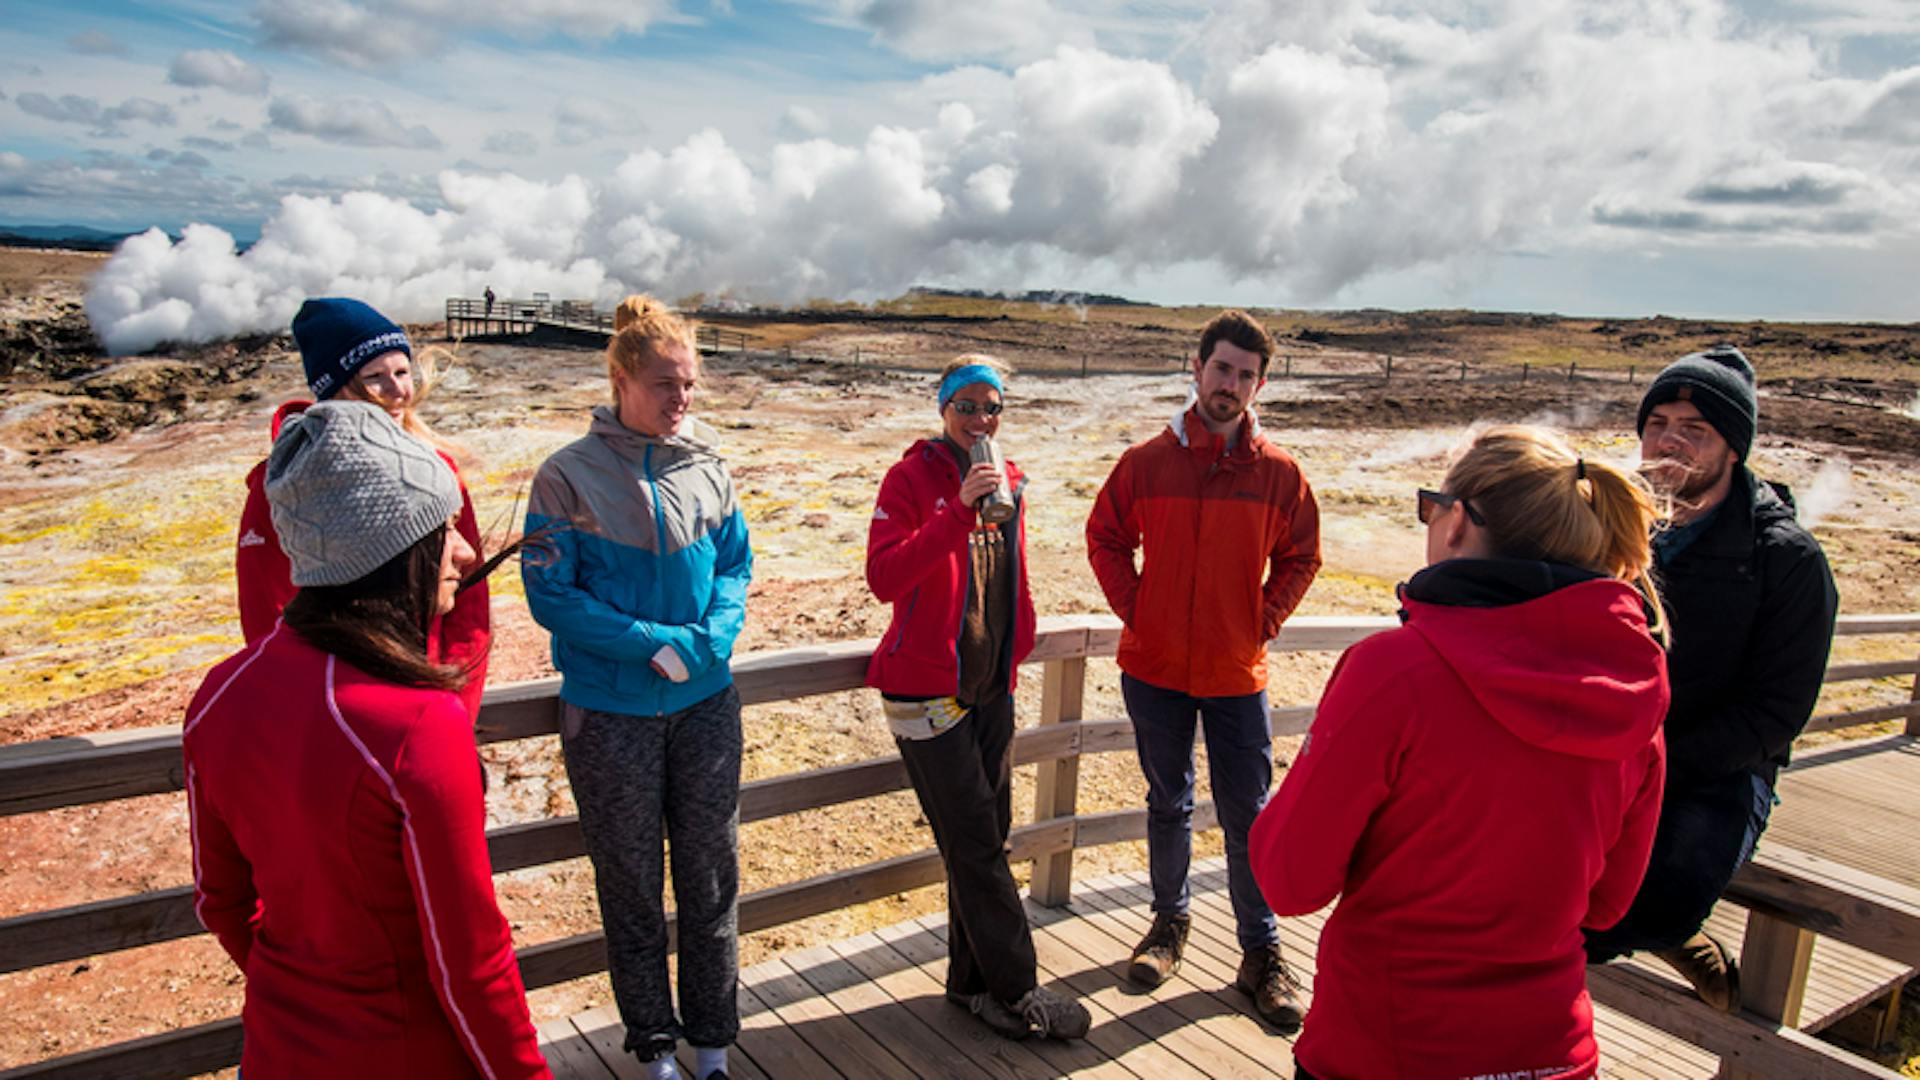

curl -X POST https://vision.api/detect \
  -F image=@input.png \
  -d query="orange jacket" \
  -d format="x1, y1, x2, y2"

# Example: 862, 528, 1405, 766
1086, 406, 1320, 697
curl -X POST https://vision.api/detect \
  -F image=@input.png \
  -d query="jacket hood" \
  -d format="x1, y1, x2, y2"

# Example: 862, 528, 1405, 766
588, 404, 722, 457
1168, 395, 1265, 451
268, 399, 312, 441
1401, 559, 1668, 762
900, 436, 1029, 485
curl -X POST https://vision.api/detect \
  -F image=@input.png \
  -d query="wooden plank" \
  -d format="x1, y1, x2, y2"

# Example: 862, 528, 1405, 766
1032, 655, 1086, 907
873, 919, 1138, 1078
567, 1005, 649, 1079
1587, 963, 1902, 1079
0, 1019, 240, 1080
828, 930, 1055, 1079
1824, 659, 1920, 683
0, 885, 197, 975
1725, 845, 1920, 968
729, 979, 843, 1080
539, 1014, 615, 1079
1805, 701, 1920, 734
740, 957, 918, 1079
0, 727, 183, 815
781, 942, 979, 1080
936, 909, 1228, 1080
1737, 911, 1817, 1028
1833, 614, 1920, 635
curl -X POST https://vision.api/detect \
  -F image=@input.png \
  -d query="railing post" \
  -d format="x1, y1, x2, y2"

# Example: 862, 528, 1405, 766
1907, 640, 1919, 735
1717, 911, 1816, 1080
1030, 655, 1086, 907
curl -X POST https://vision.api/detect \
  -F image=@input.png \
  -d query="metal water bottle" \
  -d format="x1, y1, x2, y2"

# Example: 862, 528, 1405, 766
969, 434, 1015, 524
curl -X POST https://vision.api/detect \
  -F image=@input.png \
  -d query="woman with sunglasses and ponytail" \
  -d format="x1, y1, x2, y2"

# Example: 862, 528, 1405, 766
1249, 425, 1670, 1080
864, 355, 1090, 1042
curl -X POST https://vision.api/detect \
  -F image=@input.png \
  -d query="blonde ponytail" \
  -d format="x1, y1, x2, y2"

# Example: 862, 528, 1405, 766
606, 294, 697, 399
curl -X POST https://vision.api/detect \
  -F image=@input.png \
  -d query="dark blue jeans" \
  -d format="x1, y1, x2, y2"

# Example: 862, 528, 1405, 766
1585, 769, 1773, 962
1122, 673, 1278, 951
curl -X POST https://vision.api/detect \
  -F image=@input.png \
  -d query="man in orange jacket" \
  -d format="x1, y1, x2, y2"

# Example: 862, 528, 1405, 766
1086, 309, 1322, 1033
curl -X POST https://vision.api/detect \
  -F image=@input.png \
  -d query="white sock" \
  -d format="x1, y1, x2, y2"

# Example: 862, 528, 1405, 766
694, 1045, 729, 1078
644, 1055, 681, 1080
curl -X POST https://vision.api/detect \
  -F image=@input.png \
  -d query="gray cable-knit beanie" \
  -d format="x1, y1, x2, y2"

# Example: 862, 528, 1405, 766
1635, 344, 1758, 462
265, 400, 461, 586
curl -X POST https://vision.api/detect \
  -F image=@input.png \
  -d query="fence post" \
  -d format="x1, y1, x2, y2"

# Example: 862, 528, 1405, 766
1459, 361, 1467, 382
1081, 353, 1089, 378
1628, 365, 1636, 385
1906, 641, 1919, 735
1568, 361, 1577, 384
1522, 362, 1529, 385
1031, 654, 1086, 907
1285, 354, 1292, 378
1384, 355, 1393, 384
1720, 913, 1816, 1080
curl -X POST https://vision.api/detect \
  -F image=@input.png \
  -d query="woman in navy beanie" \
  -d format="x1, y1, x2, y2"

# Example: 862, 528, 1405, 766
234, 298, 493, 720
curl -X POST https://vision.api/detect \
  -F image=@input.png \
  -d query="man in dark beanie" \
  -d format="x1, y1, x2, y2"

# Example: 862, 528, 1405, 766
1585, 344, 1838, 1013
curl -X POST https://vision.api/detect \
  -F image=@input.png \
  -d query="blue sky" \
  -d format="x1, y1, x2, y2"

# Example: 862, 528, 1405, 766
7, 1, 1918, 347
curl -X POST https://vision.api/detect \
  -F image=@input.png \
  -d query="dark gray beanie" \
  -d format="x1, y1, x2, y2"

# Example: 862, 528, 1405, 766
265, 400, 461, 586
1635, 344, 1758, 461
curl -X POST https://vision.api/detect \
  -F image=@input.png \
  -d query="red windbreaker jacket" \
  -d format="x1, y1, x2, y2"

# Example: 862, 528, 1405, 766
865, 437, 1036, 697
1086, 406, 1320, 697
184, 627, 549, 1080
1251, 572, 1668, 1080
236, 401, 490, 719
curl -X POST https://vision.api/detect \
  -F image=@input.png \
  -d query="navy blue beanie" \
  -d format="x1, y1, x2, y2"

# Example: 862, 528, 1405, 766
291, 298, 412, 400
1636, 344, 1758, 462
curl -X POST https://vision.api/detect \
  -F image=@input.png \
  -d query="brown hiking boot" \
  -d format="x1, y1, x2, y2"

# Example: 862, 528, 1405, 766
1235, 943, 1306, 1033
1654, 931, 1741, 1013
1128, 911, 1190, 987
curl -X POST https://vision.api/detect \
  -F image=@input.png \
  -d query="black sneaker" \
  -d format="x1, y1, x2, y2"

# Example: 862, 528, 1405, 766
1013, 985, 1091, 1040
1128, 911, 1191, 987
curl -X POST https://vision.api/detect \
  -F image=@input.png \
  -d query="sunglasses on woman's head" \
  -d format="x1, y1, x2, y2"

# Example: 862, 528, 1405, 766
948, 400, 1003, 417
1417, 488, 1485, 526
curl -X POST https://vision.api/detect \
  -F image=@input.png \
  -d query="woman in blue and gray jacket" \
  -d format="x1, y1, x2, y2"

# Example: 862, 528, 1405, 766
522, 294, 751, 1080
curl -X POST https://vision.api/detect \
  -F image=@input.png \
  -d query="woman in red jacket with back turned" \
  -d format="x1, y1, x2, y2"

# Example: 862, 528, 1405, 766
1250, 426, 1669, 1080
235, 298, 489, 720
187, 400, 549, 1080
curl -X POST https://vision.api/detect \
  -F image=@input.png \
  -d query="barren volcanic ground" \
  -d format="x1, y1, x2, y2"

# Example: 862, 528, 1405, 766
2, 252, 1918, 1069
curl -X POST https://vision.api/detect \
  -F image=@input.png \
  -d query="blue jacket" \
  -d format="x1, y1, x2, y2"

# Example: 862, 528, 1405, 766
523, 406, 752, 716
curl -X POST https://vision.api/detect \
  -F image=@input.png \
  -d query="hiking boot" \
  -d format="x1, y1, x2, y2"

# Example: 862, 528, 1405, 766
1235, 943, 1306, 1033
1654, 931, 1741, 1013
1128, 911, 1190, 987
1013, 985, 1092, 1040
946, 987, 1031, 1040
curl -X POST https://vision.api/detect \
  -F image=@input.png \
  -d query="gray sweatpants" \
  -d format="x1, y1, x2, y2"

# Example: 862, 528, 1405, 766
561, 686, 743, 1059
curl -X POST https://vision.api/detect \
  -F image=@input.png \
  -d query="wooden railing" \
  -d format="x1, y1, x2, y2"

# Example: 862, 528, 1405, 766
441, 298, 755, 355
1, 613, 1916, 1079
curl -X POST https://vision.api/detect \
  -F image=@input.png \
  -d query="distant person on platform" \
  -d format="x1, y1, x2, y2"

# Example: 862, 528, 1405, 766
1085, 309, 1322, 1032
234, 298, 491, 720
484, 285, 495, 318
1584, 344, 1839, 1012
864, 355, 1092, 1042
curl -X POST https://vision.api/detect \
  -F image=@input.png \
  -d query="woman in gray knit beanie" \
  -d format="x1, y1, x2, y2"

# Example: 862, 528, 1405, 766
184, 400, 552, 1079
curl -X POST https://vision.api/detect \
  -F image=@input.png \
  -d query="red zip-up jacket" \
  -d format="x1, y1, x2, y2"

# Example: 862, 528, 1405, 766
236, 401, 490, 720
1251, 567, 1667, 1080
1086, 406, 1320, 697
865, 438, 1036, 697
184, 627, 550, 1080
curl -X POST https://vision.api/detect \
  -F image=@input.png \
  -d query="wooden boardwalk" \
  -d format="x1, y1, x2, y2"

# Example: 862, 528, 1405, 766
537, 736, 1920, 1080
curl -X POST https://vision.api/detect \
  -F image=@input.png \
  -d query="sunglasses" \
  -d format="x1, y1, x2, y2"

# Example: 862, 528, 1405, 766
948, 399, 1003, 417
1417, 488, 1485, 526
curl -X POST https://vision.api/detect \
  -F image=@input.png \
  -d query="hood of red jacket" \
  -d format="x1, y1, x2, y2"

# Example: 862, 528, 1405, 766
1403, 570, 1667, 762
268, 399, 312, 441
902, 436, 1028, 488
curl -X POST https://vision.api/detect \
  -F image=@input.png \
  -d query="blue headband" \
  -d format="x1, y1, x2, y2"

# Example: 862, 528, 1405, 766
938, 364, 1004, 409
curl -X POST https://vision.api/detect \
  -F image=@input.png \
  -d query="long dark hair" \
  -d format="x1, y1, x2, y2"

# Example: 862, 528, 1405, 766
282, 523, 465, 690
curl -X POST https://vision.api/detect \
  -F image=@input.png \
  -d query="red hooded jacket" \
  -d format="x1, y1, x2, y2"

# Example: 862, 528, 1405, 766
236, 401, 490, 720
1251, 563, 1667, 1080
184, 627, 549, 1080
1087, 406, 1320, 697
865, 437, 1037, 697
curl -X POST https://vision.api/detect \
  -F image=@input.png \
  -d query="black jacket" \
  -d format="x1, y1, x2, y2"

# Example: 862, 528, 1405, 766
1658, 467, 1838, 789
